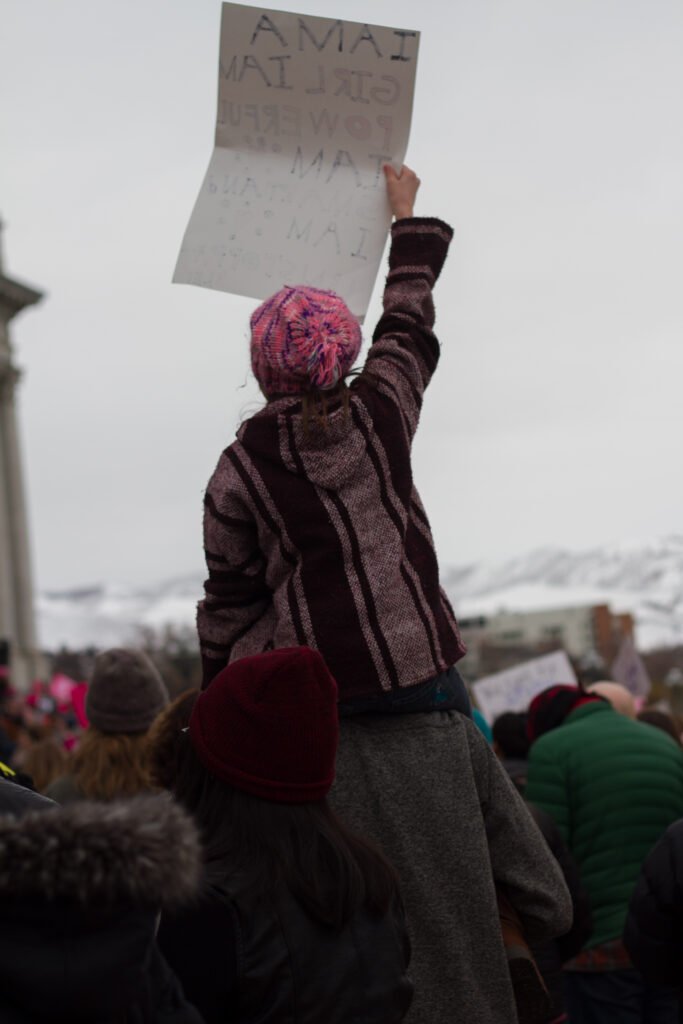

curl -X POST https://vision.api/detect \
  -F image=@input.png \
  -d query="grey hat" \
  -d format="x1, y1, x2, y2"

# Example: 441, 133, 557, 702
86, 648, 169, 734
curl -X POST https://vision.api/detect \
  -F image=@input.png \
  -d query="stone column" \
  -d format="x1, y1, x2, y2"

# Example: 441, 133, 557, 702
0, 351, 16, 667
0, 232, 44, 692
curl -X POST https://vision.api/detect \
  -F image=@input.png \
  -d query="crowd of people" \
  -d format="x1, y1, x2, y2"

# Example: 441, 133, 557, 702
1, 165, 683, 1023
3, 651, 682, 1023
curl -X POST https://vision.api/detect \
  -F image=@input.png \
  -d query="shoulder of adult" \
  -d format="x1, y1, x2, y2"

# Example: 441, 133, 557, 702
0, 775, 55, 817
526, 721, 570, 762
631, 712, 683, 750
461, 710, 493, 764
609, 712, 683, 782
463, 717, 574, 941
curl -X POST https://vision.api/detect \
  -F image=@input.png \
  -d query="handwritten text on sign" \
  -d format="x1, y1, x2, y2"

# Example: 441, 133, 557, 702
173, 4, 419, 318
472, 651, 578, 724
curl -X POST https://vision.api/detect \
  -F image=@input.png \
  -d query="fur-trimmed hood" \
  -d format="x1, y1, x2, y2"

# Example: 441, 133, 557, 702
0, 793, 201, 907
0, 795, 204, 1022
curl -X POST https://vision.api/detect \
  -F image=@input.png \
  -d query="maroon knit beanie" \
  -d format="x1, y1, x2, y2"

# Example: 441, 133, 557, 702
189, 647, 339, 803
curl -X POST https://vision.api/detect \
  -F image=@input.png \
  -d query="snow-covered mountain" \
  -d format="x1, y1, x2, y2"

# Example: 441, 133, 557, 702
443, 536, 683, 651
37, 536, 683, 653
37, 577, 202, 653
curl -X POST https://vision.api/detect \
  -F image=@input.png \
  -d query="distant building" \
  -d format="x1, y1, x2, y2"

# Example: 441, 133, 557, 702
458, 603, 635, 679
0, 222, 44, 691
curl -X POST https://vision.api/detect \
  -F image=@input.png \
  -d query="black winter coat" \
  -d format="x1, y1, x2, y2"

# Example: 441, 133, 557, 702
0, 792, 206, 1024
624, 818, 683, 1021
496, 760, 593, 1023
527, 803, 593, 1022
158, 871, 413, 1024
0, 774, 54, 814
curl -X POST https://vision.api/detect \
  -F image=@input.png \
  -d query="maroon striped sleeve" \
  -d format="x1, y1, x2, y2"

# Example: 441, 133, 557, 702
363, 217, 453, 444
196, 455, 272, 685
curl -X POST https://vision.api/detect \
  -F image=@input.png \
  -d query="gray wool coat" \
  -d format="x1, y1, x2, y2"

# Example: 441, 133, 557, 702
330, 711, 573, 1024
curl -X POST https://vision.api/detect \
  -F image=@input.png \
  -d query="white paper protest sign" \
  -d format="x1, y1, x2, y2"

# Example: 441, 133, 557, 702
472, 650, 578, 724
610, 635, 651, 698
173, 4, 420, 318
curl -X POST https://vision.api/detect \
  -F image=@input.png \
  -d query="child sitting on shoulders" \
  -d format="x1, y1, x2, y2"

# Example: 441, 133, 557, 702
197, 165, 469, 715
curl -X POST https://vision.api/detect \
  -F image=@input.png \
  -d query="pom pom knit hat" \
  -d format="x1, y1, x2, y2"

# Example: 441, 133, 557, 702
250, 286, 362, 395
189, 646, 339, 803
86, 648, 169, 734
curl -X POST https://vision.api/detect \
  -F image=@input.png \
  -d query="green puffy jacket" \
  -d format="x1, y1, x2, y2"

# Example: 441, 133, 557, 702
526, 701, 683, 950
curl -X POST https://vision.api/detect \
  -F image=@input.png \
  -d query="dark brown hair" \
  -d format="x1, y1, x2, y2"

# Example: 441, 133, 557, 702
22, 738, 69, 794
172, 735, 401, 930
301, 379, 353, 434
492, 711, 530, 760
265, 370, 379, 436
147, 688, 198, 789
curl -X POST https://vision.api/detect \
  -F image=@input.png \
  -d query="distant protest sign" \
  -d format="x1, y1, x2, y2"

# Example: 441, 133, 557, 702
48, 673, 77, 704
173, 3, 420, 318
472, 650, 578, 724
611, 635, 651, 698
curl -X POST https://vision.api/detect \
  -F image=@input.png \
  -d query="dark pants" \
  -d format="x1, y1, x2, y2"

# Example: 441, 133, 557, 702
565, 970, 680, 1024
337, 665, 472, 718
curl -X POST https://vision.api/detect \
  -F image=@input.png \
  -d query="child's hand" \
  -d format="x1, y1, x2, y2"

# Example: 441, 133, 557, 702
383, 164, 420, 220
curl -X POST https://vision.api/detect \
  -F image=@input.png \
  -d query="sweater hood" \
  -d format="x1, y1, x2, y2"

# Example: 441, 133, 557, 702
238, 392, 370, 491
0, 795, 202, 1021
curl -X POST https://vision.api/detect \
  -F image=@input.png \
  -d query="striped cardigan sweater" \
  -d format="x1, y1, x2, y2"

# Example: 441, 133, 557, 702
198, 217, 466, 696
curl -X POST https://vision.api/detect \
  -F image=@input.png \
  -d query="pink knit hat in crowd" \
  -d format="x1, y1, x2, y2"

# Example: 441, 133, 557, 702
250, 286, 362, 395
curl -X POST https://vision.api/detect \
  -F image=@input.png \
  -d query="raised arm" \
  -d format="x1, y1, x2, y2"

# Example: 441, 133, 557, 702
361, 166, 453, 443
384, 163, 421, 220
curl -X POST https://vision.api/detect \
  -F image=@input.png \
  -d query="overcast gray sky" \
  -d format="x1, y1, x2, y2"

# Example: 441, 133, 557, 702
2, 0, 682, 590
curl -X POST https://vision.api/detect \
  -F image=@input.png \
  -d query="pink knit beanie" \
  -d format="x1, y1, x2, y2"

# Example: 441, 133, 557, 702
250, 286, 362, 395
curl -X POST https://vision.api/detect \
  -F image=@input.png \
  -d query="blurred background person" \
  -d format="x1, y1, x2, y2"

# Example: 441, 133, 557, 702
332, 698, 572, 1024
0, 789, 205, 1023
493, 709, 593, 1023
526, 684, 683, 1023
492, 710, 531, 793
637, 708, 682, 748
624, 818, 683, 1020
159, 647, 412, 1024
587, 681, 637, 718
46, 648, 168, 804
